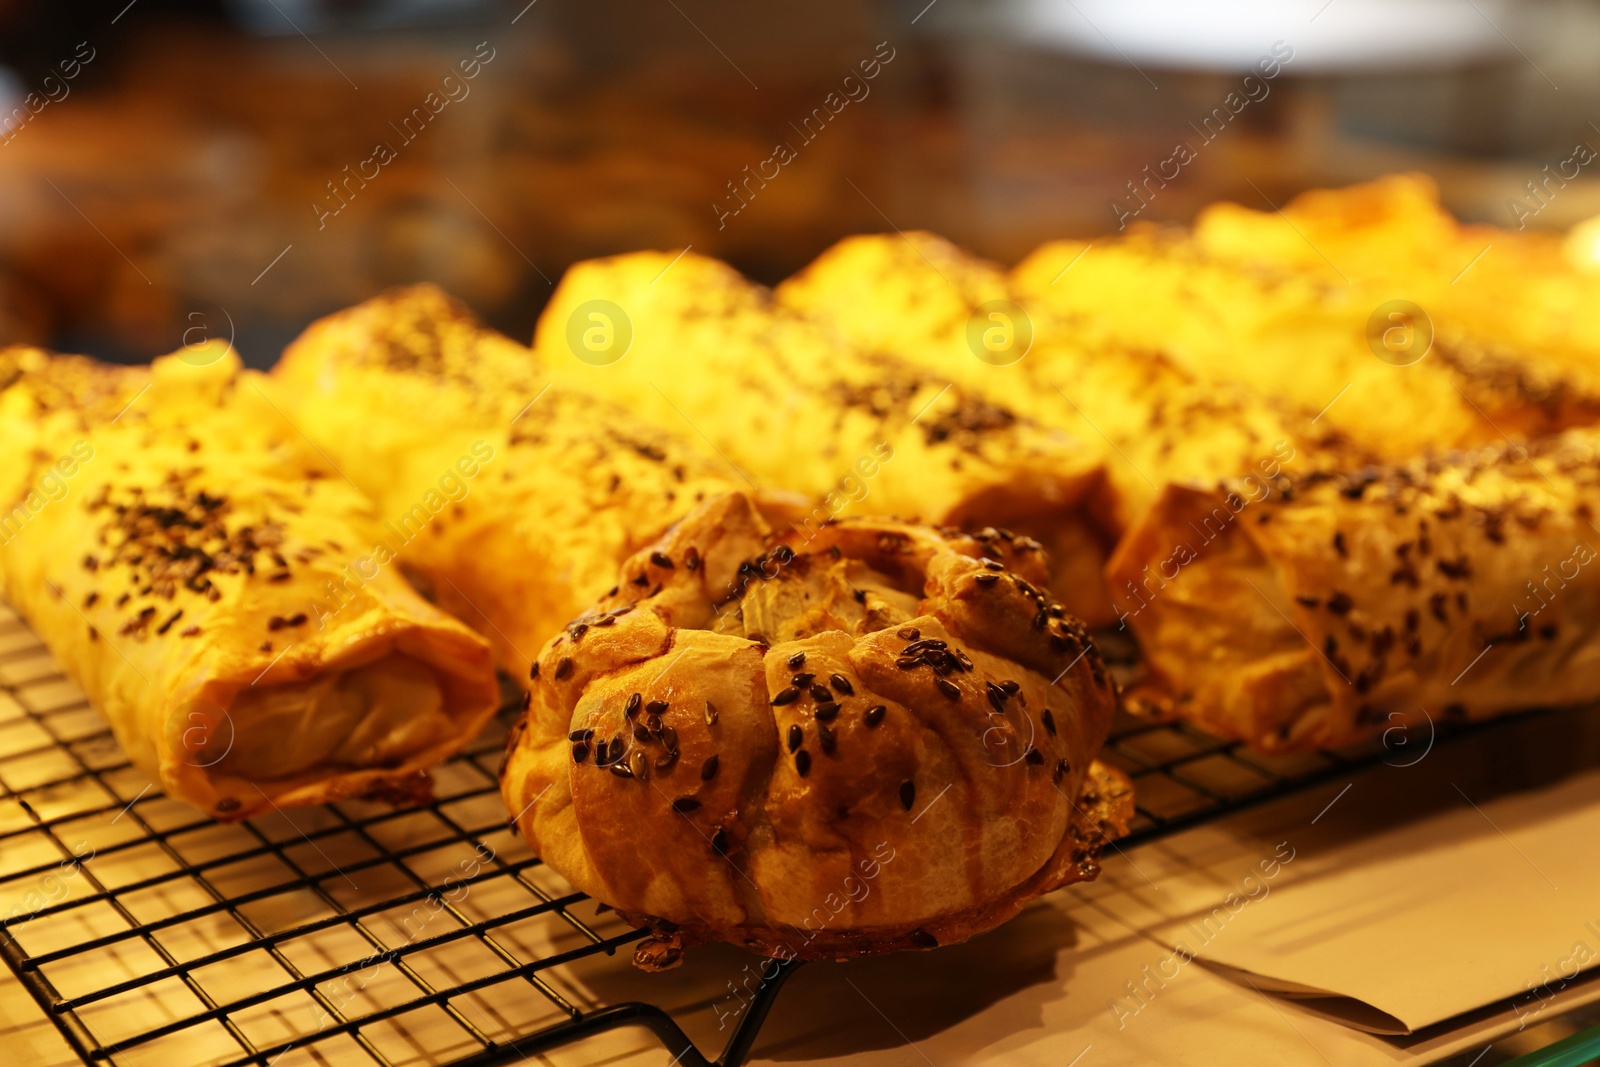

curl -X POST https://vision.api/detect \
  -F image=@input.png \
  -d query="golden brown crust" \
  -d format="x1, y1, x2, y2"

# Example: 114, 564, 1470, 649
502, 490, 1122, 959
0, 347, 502, 818
1109, 428, 1600, 751
534, 251, 1119, 627
272, 285, 746, 679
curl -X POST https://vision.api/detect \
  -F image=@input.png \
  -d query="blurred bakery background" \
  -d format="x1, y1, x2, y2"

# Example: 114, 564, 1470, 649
2, 0, 1600, 364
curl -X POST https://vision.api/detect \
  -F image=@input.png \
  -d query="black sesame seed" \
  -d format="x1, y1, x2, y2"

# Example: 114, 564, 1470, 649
1041, 709, 1056, 735
895, 656, 920, 670
1054, 758, 1069, 783
671, 797, 701, 814
629, 751, 649, 779
572, 742, 589, 763
529, 662, 541, 681
660, 726, 678, 751
910, 929, 938, 949
656, 748, 680, 770
818, 723, 836, 754
983, 560, 1005, 571
610, 761, 634, 779
788, 651, 806, 669
999, 680, 1020, 695
700, 755, 720, 780
829, 674, 854, 695
899, 780, 915, 810
568, 728, 594, 742
864, 705, 886, 727
787, 724, 804, 752
897, 627, 920, 640
646, 714, 663, 736
625, 692, 642, 718
853, 588, 867, 603
684, 546, 701, 571
633, 724, 652, 744
704, 700, 719, 725
772, 686, 800, 706
650, 551, 674, 569
792, 672, 815, 688
795, 750, 811, 777
814, 702, 839, 721
1025, 747, 1044, 765
809, 684, 832, 703
974, 573, 1000, 585
935, 678, 961, 700
646, 700, 668, 716
554, 657, 573, 680
631, 573, 650, 586
712, 828, 729, 854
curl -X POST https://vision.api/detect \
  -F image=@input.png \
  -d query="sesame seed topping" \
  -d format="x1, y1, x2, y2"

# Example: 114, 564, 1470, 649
1041, 709, 1057, 735
772, 686, 800, 706
818, 723, 836, 754
700, 755, 720, 780
787, 724, 803, 752
795, 749, 811, 777
829, 673, 854, 695
935, 678, 961, 700
629, 751, 649, 780
864, 705, 886, 726
897, 627, 920, 640
649, 551, 674, 569
814, 702, 839, 721
788, 651, 806, 669
529, 662, 541, 681
554, 657, 573, 680
808, 683, 832, 703
704, 700, 719, 725
671, 797, 701, 813
899, 781, 915, 810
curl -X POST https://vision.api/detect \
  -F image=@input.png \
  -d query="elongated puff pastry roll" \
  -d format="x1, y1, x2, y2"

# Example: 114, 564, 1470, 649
502, 491, 1131, 964
533, 252, 1119, 626
1014, 209, 1600, 462
776, 231, 1362, 531
273, 285, 747, 678
0, 347, 500, 818
1108, 428, 1600, 751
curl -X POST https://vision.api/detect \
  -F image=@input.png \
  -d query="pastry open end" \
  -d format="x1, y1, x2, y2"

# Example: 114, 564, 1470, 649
502, 491, 1131, 963
0, 347, 501, 818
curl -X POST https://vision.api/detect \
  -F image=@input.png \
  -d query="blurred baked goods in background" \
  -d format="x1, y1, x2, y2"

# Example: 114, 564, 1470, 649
4, 0, 1600, 364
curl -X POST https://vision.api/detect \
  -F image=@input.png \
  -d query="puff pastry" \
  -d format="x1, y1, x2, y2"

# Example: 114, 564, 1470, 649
0, 347, 500, 817
533, 252, 1118, 625
273, 285, 747, 676
502, 490, 1131, 963
1108, 428, 1600, 751
776, 231, 1362, 531
1013, 202, 1600, 461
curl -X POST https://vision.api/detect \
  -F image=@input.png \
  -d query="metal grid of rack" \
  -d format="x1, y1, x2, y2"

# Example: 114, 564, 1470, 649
0, 602, 1537, 1067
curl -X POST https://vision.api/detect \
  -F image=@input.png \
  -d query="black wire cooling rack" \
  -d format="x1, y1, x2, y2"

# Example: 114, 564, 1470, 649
0, 604, 1523, 1067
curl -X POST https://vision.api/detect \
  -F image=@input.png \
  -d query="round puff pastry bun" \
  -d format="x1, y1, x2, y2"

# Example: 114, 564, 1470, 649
502, 491, 1131, 964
